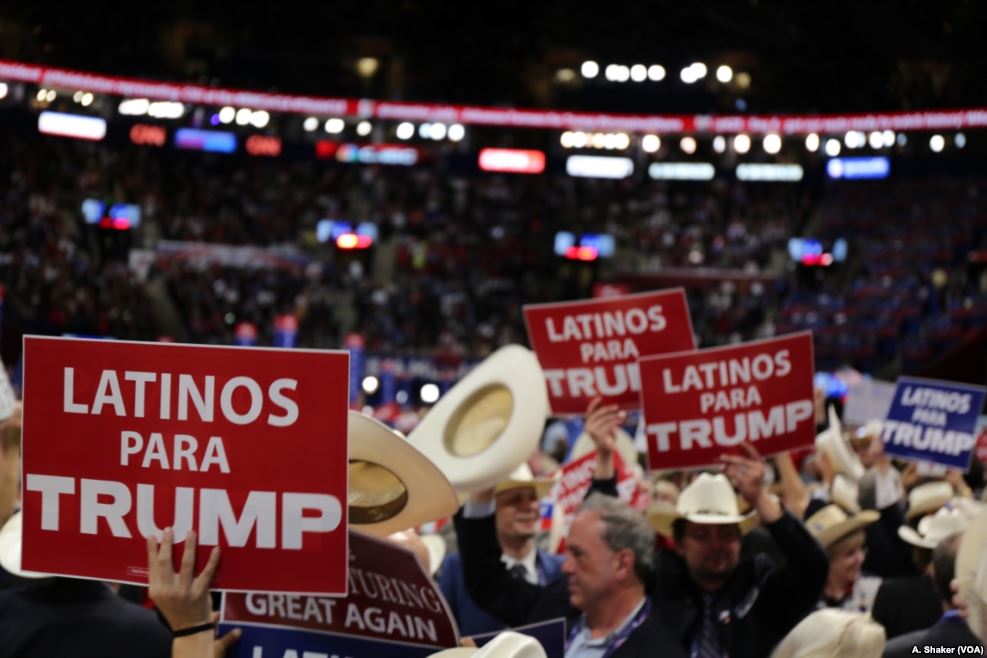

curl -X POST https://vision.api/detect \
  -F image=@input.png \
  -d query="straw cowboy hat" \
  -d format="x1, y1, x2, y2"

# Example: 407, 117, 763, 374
805, 504, 879, 551
648, 473, 759, 537
898, 506, 970, 549
348, 411, 459, 537
428, 631, 548, 658
956, 508, 987, 640
494, 463, 554, 500
407, 345, 549, 495
815, 406, 865, 481
0, 511, 47, 579
904, 480, 954, 521
570, 427, 642, 477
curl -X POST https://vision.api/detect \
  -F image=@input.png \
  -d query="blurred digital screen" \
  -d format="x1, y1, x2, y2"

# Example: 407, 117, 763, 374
788, 237, 847, 266
317, 220, 378, 246
554, 231, 616, 260
826, 156, 890, 180
648, 162, 715, 180
38, 111, 107, 141
736, 163, 804, 182
478, 148, 546, 174
566, 155, 633, 179
174, 128, 237, 154
245, 135, 282, 157
815, 372, 849, 399
81, 199, 141, 230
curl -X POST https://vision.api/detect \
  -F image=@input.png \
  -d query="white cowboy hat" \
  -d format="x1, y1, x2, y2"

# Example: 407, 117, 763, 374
905, 481, 954, 521
815, 406, 864, 481
494, 463, 554, 500
348, 411, 459, 537
898, 506, 969, 549
956, 508, 987, 640
0, 511, 48, 579
570, 428, 641, 477
805, 504, 879, 551
407, 345, 549, 495
428, 631, 548, 658
648, 473, 758, 537
831, 473, 862, 514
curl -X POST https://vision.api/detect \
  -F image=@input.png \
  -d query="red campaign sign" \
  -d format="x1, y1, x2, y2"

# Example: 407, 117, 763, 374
976, 429, 987, 463
640, 332, 815, 470
550, 450, 640, 533
523, 290, 696, 414
222, 531, 459, 649
20, 336, 350, 594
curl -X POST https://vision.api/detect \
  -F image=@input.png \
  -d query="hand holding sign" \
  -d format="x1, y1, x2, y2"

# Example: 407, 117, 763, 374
720, 443, 782, 524
583, 397, 626, 479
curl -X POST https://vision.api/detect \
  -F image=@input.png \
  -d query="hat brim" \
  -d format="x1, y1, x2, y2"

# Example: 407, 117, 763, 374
494, 478, 554, 500
349, 412, 459, 537
906, 493, 953, 521
648, 505, 759, 538
897, 524, 936, 550
814, 510, 880, 551
407, 345, 548, 495
0, 512, 49, 579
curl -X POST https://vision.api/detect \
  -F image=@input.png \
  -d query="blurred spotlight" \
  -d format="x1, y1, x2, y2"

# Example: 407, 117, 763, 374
81, 92, 94, 107
955, 132, 966, 149
602, 133, 618, 150
648, 64, 666, 81
868, 131, 883, 149
929, 134, 945, 152
590, 133, 606, 149
396, 122, 415, 140
356, 57, 379, 78
605, 64, 620, 81
642, 134, 661, 153
430, 123, 447, 140
735, 72, 751, 88
235, 108, 252, 126
680, 66, 697, 84
581, 60, 600, 79
762, 133, 782, 154
396, 391, 409, 405
572, 131, 588, 148
630, 64, 647, 82
690, 62, 708, 79
362, 376, 380, 395
615, 133, 630, 150
556, 68, 576, 83
896, 133, 908, 146
325, 117, 345, 134
303, 117, 319, 132
219, 106, 236, 124
825, 138, 841, 157
680, 136, 697, 154
250, 110, 270, 128
613, 65, 630, 82
733, 134, 751, 154
882, 130, 896, 147
0, 82, 7, 100
119, 98, 150, 116
805, 133, 820, 152
418, 123, 432, 139
561, 131, 575, 148
420, 383, 440, 404
713, 135, 726, 153
448, 124, 466, 141
716, 65, 733, 83
843, 131, 864, 149
356, 120, 372, 136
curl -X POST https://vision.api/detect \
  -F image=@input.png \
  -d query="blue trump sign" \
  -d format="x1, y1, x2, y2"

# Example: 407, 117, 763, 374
882, 377, 987, 471
218, 623, 438, 658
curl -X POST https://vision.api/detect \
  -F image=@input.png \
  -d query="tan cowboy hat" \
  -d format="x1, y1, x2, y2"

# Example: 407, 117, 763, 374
815, 406, 864, 481
407, 345, 549, 495
898, 506, 969, 549
805, 504, 879, 551
494, 463, 554, 500
348, 411, 459, 537
570, 428, 641, 477
428, 631, 548, 658
956, 508, 987, 640
648, 473, 759, 537
0, 511, 48, 579
905, 481, 954, 521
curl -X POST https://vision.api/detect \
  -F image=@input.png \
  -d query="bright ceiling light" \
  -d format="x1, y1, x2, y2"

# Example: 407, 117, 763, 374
929, 134, 945, 153
733, 134, 751, 154
581, 60, 600, 79
630, 64, 647, 82
648, 64, 666, 81
396, 122, 414, 140
303, 117, 319, 132
716, 65, 733, 83
641, 134, 661, 153
762, 133, 782, 154
448, 124, 466, 141
680, 136, 697, 154
825, 138, 841, 157
250, 110, 270, 128
325, 118, 345, 134
356, 120, 372, 136
713, 135, 726, 153
805, 133, 820, 152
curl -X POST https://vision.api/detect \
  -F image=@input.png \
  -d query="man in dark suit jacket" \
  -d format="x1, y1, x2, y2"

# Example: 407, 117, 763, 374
883, 535, 984, 658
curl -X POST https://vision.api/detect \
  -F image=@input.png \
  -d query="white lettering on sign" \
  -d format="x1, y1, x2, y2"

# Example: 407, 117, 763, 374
245, 593, 339, 624
661, 350, 792, 393
120, 431, 230, 473
23, 475, 342, 548
62, 368, 299, 427
900, 386, 971, 414
579, 338, 640, 364
342, 603, 438, 643
545, 305, 667, 342
544, 363, 641, 398
880, 420, 976, 456
646, 399, 813, 452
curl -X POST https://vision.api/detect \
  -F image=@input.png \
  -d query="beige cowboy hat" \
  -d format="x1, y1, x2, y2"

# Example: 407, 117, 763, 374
428, 631, 548, 658
648, 473, 759, 537
905, 481, 954, 521
348, 411, 459, 537
0, 511, 48, 579
805, 504, 879, 551
831, 473, 862, 514
494, 463, 554, 500
570, 427, 642, 477
407, 345, 549, 495
815, 406, 865, 481
898, 506, 969, 549
956, 508, 987, 640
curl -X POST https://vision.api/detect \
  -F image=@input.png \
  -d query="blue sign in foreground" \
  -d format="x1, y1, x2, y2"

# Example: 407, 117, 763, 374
219, 623, 438, 658
882, 376, 987, 471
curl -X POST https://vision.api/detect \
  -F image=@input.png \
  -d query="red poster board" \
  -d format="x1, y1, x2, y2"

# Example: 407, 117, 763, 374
222, 531, 459, 649
523, 290, 696, 414
21, 336, 350, 595
640, 332, 815, 470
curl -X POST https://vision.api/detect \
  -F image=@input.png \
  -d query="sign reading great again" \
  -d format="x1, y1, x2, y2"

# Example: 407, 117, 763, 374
523, 290, 695, 414
21, 336, 350, 594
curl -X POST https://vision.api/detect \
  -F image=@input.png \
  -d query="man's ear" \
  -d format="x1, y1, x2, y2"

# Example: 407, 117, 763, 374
615, 549, 636, 581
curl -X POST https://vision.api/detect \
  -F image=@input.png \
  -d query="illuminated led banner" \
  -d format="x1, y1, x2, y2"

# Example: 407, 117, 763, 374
735, 163, 804, 181
826, 157, 890, 180
38, 111, 106, 141
639, 332, 815, 470
648, 162, 715, 180
566, 155, 634, 179
523, 289, 695, 414
20, 336, 351, 594
478, 148, 546, 174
